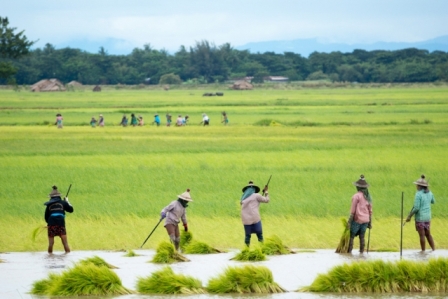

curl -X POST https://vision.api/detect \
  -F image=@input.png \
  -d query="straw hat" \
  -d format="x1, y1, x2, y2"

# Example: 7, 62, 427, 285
353, 175, 369, 188
414, 174, 429, 187
178, 189, 193, 202
49, 185, 61, 197
242, 180, 260, 193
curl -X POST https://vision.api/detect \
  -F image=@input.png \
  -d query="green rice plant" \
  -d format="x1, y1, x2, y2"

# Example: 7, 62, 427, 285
231, 246, 266, 261
302, 258, 448, 293
78, 256, 118, 269
261, 235, 294, 255
335, 217, 350, 253
180, 230, 193, 250
31, 226, 46, 242
151, 241, 190, 263
124, 249, 139, 257
183, 240, 223, 254
30, 273, 60, 295
207, 265, 286, 293
136, 266, 206, 294
47, 263, 133, 296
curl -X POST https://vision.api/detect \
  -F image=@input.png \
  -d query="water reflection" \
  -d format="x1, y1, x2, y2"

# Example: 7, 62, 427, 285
0, 249, 446, 299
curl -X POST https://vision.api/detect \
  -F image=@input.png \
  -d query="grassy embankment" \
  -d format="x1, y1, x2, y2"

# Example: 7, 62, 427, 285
0, 87, 447, 251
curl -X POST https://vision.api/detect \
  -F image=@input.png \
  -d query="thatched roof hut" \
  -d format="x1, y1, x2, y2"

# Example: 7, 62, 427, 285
93, 85, 102, 92
231, 80, 253, 90
31, 79, 66, 92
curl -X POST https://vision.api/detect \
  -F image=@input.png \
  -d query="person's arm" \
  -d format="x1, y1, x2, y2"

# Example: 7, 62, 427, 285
181, 210, 188, 231
347, 196, 358, 228
64, 198, 74, 213
406, 193, 421, 221
44, 207, 50, 224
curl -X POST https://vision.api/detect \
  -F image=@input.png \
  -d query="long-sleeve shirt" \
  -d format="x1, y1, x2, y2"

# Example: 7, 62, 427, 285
241, 193, 269, 225
44, 197, 74, 226
161, 200, 187, 226
412, 190, 435, 222
350, 191, 372, 224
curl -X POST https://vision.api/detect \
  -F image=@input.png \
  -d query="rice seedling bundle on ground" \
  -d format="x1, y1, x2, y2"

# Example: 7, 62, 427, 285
261, 235, 295, 255
124, 249, 139, 257
151, 241, 190, 263
31, 226, 46, 242
78, 255, 118, 268
180, 230, 225, 254
301, 257, 448, 293
231, 246, 266, 261
30, 263, 133, 296
207, 265, 286, 293
335, 217, 350, 253
137, 266, 206, 294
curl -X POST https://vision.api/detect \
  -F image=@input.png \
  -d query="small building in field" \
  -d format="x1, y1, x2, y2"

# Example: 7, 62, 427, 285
31, 79, 66, 92
231, 80, 253, 90
264, 76, 289, 83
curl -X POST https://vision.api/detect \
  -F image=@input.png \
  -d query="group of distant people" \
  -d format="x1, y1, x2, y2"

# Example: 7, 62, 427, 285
54, 111, 229, 128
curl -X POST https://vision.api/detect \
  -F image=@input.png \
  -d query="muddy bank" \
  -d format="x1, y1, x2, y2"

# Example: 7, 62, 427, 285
1, 249, 447, 299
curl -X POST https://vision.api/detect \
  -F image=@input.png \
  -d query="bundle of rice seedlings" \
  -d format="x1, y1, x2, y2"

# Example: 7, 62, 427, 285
261, 235, 294, 255
30, 273, 60, 295
124, 249, 139, 257
184, 240, 225, 254
151, 241, 190, 263
231, 246, 266, 262
335, 217, 350, 253
301, 258, 448, 293
137, 266, 206, 294
31, 226, 46, 242
180, 230, 193, 251
78, 256, 118, 269
207, 265, 286, 293
31, 263, 133, 296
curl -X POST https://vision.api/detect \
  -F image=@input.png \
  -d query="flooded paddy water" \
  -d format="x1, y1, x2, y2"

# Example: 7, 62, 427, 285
1, 249, 448, 299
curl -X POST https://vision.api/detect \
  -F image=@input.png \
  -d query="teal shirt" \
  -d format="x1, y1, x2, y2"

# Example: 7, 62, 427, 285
412, 190, 435, 222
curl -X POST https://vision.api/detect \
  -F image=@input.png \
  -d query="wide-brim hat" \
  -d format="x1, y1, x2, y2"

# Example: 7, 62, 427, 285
414, 174, 429, 187
49, 187, 61, 197
178, 189, 193, 202
353, 174, 369, 188
242, 180, 260, 193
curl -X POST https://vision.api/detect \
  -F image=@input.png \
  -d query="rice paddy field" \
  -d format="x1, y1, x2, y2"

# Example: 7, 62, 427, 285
0, 85, 447, 252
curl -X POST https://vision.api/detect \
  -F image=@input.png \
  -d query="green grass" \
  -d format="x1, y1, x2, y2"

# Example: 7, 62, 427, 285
30, 259, 132, 296
207, 264, 286, 293
301, 257, 448, 293
78, 256, 118, 269
261, 235, 294, 255
232, 246, 266, 261
136, 266, 206, 294
0, 87, 447, 251
124, 249, 139, 257
151, 241, 189, 263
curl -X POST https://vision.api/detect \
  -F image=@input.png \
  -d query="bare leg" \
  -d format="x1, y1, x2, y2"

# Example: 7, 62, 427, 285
425, 228, 435, 251
417, 227, 426, 252
61, 235, 70, 253
48, 236, 55, 254
359, 233, 365, 254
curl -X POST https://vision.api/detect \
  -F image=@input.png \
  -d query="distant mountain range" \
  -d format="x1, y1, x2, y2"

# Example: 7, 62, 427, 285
235, 35, 448, 57
48, 35, 448, 56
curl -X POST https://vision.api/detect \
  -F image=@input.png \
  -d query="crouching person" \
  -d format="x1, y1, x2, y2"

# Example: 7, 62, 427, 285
44, 185, 74, 254
160, 189, 192, 251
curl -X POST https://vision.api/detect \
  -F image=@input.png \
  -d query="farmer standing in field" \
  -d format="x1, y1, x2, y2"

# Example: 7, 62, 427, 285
120, 115, 128, 127
347, 175, 372, 254
131, 113, 138, 127
405, 174, 436, 252
199, 113, 210, 126
160, 189, 193, 251
44, 186, 74, 254
221, 111, 229, 125
55, 113, 63, 128
98, 114, 104, 127
240, 180, 269, 246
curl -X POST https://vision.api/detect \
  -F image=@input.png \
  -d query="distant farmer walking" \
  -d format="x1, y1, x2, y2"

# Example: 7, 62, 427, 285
240, 180, 269, 246
199, 113, 210, 126
347, 175, 372, 254
405, 174, 436, 252
160, 189, 193, 251
44, 186, 74, 254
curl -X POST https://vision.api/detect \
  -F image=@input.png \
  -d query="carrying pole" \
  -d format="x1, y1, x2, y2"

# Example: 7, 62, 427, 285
367, 217, 371, 254
263, 175, 272, 196
140, 218, 163, 248
400, 191, 404, 259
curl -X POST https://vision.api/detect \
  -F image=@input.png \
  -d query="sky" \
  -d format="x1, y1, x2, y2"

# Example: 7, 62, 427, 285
3, 0, 448, 54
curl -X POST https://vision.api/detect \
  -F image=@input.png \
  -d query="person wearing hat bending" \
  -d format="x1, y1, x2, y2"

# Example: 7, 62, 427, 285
347, 175, 372, 254
44, 186, 74, 254
240, 181, 269, 246
160, 189, 193, 251
405, 174, 436, 252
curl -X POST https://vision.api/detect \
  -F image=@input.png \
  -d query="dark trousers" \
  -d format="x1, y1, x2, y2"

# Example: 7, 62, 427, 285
244, 221, 263, 246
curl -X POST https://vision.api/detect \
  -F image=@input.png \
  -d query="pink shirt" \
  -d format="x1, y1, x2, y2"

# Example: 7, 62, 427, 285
241, 193, 269, 225
350, 191, 372, 224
